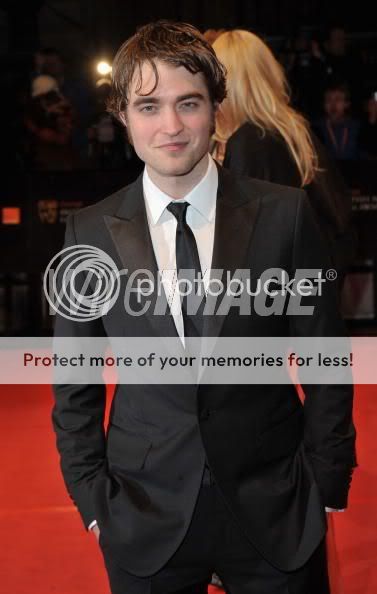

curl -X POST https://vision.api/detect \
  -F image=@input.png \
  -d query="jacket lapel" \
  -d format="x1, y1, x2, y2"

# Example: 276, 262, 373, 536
203, 165, 261, 340
104, 173, 179, 340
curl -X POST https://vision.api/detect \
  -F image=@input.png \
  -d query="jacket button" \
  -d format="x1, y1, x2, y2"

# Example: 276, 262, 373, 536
200, 409, 210, 420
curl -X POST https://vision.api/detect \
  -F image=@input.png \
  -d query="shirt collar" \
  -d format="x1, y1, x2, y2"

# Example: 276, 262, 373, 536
143, 154, 218, 226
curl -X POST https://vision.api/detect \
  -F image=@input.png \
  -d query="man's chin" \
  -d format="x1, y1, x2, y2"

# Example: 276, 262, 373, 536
152, 163, 196, 178
153, 155, 208, 178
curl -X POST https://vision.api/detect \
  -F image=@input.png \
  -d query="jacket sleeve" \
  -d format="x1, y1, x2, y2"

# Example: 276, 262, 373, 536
289, 191, 356, 509
51, 213, 107, 529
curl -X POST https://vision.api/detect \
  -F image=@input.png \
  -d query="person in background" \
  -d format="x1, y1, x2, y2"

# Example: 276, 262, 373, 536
315, 83, 361, 161
282, 27, 327, 119
37, 47, 93, 160
322, 26, 363, 111
212, 29, 354, 279
359, 92, 377, 159
24, 74, 76, 170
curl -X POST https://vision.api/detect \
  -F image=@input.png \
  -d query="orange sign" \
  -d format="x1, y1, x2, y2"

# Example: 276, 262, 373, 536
2, 207, 21, 225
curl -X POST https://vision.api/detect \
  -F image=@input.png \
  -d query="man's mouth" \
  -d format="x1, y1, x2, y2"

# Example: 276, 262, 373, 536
157, 142, 188, 152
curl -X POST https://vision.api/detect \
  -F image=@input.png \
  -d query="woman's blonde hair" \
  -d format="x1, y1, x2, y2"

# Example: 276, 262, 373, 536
213, 30, 319, 186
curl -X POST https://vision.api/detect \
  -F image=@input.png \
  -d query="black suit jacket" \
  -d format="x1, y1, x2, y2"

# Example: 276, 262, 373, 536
223, 122, 354, 276
52, 165, 356, 576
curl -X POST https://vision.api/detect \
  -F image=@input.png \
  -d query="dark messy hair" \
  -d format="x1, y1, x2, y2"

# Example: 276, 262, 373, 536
107, 20, 227, 117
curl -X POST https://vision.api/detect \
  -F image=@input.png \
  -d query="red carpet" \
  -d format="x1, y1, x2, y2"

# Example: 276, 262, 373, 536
0, 383, 375, 594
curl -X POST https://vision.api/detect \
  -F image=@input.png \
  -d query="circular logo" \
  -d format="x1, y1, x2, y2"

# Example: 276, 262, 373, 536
43, 244, 120, 321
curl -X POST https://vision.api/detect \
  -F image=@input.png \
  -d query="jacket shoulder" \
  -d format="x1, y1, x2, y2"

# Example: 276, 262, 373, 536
225, 165, 306, 206
70, 177, 140, 229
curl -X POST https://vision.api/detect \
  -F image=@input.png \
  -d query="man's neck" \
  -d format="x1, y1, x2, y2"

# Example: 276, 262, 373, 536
328, 115, 347, 126
146, 153, 209, 199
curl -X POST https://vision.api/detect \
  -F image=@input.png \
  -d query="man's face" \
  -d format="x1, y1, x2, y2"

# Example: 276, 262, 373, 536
324, 91, 349, 121
121, 60, 215, 180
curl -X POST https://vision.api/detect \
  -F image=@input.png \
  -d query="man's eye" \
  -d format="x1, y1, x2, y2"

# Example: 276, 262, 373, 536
140, 105, 157, 113
180, 102, 198, 110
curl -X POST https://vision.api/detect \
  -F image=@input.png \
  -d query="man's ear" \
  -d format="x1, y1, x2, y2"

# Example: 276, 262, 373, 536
119, 111, 134, 146
118, 112, 127, 127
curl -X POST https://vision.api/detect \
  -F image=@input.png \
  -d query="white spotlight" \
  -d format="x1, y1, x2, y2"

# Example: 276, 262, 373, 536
97, 61, 112, 76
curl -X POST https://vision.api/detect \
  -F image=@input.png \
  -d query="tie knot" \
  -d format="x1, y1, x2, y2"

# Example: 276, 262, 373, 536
167, 201, 189, 225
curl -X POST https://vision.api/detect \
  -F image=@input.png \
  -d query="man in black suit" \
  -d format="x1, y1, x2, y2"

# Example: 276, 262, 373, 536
51, 21, 356, 594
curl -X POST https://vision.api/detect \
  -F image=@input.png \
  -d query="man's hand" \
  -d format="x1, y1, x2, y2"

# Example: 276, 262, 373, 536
91, 524, 100, 542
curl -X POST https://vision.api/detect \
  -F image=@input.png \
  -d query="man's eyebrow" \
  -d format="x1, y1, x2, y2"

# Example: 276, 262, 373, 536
175, 92, 206, 102
131, 96, 159, 107
131, 92, 205, 107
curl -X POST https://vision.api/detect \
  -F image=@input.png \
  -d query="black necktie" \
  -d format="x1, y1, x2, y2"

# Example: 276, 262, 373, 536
167, 201, 205, 337
167, 202, 213, 484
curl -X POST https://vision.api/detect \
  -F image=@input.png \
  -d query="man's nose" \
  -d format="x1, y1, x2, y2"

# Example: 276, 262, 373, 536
161, 108, 184, 135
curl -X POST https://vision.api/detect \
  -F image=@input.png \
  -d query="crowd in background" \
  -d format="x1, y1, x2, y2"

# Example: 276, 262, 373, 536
282, 26, 377, 160
15, 47, 137, 171
12, 25, 377, 171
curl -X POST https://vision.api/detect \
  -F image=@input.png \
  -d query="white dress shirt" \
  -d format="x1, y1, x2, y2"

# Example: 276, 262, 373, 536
143, 153, 218, 344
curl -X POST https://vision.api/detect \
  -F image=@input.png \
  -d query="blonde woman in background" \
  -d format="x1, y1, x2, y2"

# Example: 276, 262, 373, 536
212, 29, 353, 280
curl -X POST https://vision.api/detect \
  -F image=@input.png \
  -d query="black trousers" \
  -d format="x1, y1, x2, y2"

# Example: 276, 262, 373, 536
99, 469, 330, 594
